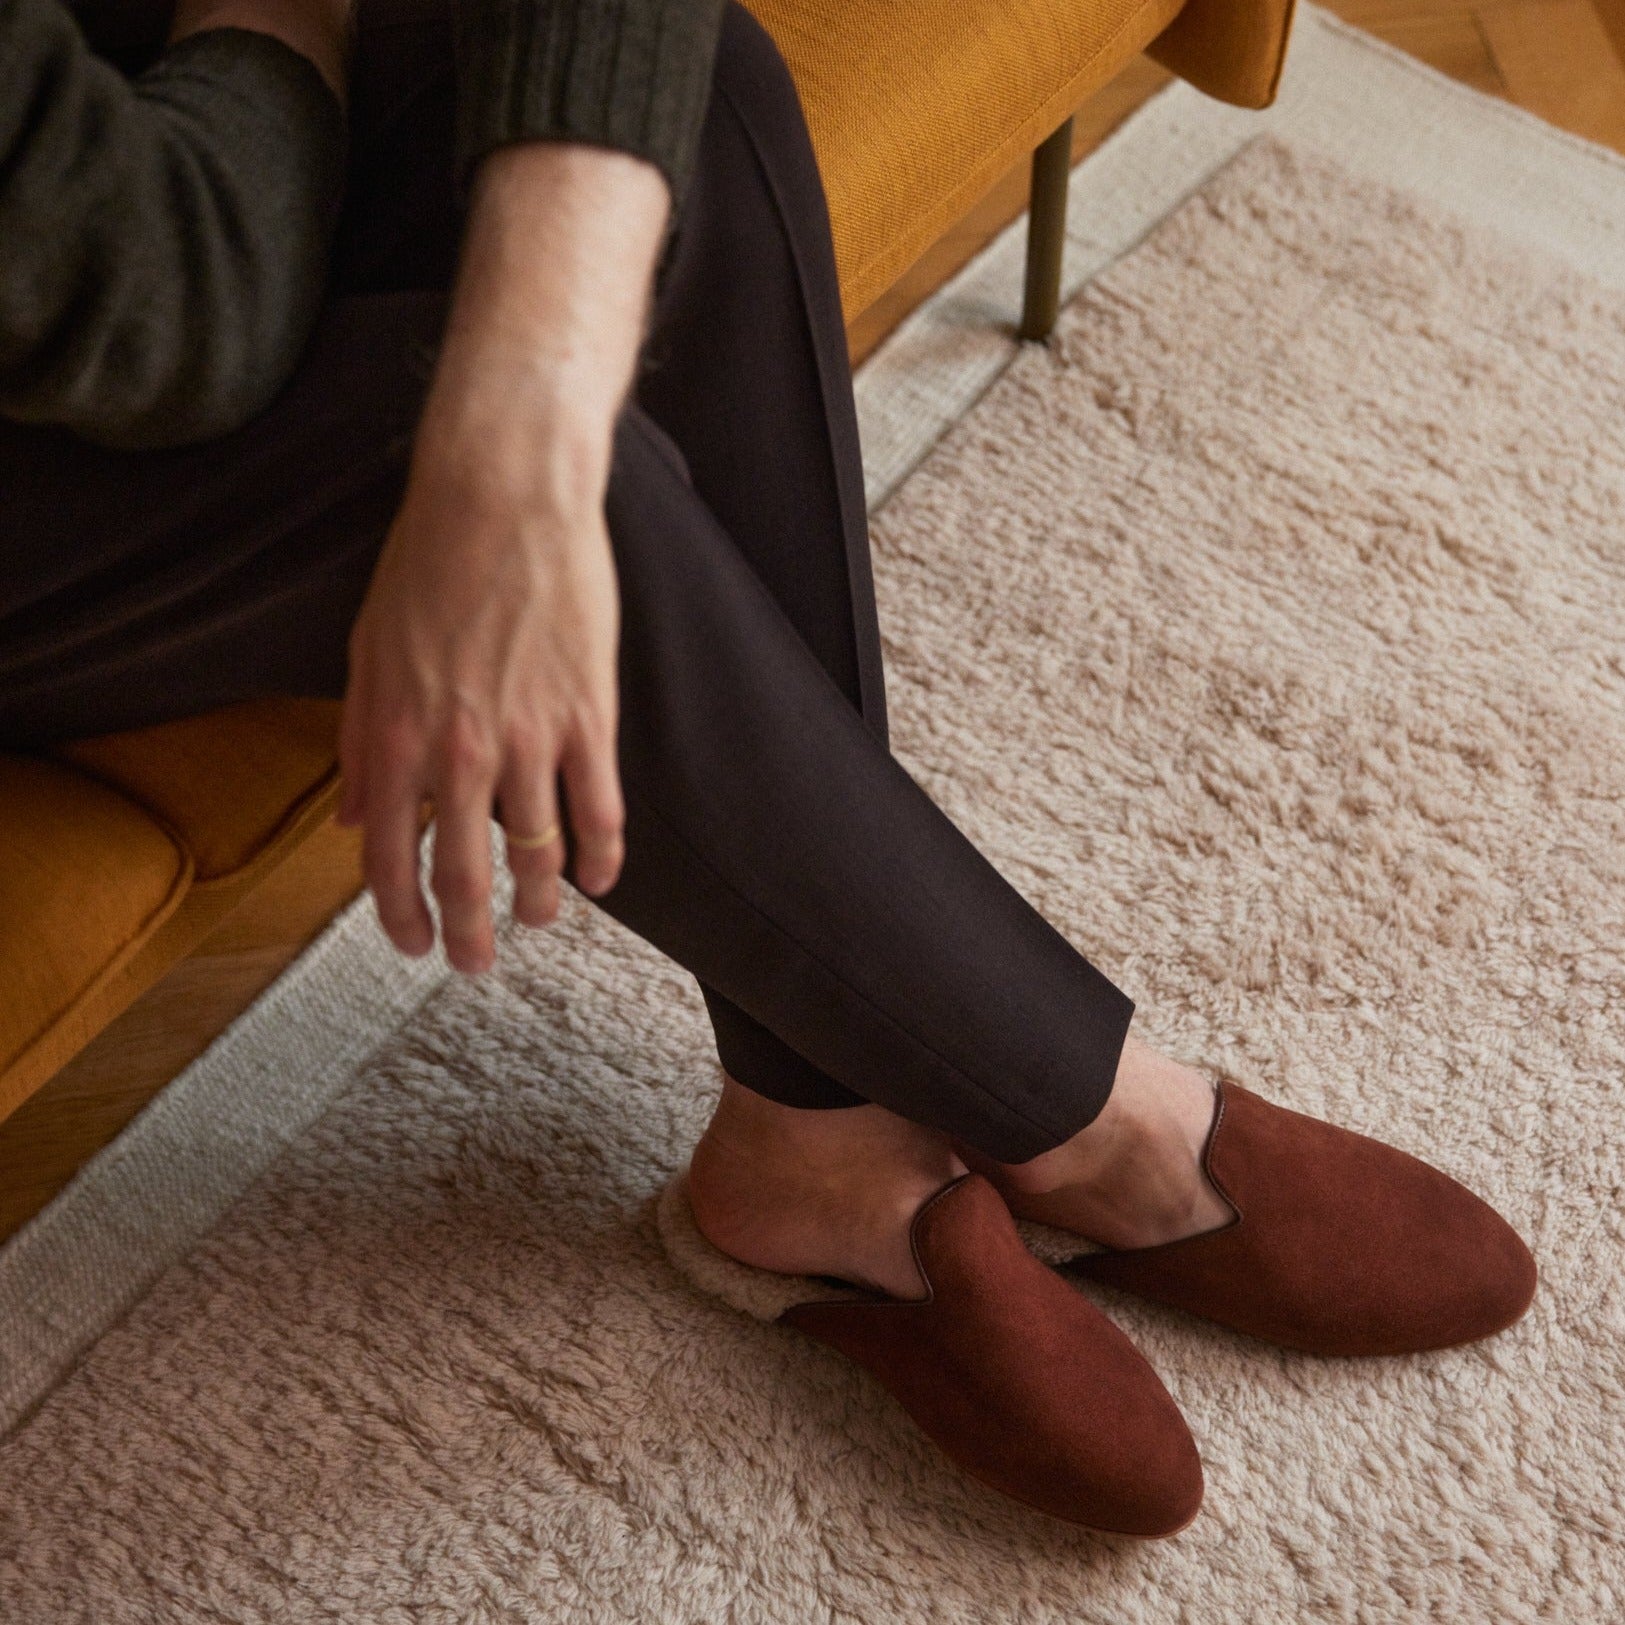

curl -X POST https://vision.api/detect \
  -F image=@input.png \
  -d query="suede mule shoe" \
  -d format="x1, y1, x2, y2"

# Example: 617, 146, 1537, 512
657, 1167, 1203, 1537
1017, 1076, 1538, 1357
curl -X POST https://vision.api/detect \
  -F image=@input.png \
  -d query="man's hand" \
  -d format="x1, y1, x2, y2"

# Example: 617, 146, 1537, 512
337, 141, 671, 974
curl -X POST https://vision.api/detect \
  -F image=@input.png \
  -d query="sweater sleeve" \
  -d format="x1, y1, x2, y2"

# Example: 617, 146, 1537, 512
0, 0, 346, 450
451, 0, 727, 218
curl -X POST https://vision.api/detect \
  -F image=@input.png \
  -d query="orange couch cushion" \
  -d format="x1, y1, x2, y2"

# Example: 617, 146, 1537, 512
51, 698, 342, 884
0, 755, 190, 1095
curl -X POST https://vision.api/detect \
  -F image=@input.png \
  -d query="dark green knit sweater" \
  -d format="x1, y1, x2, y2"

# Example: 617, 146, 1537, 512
0, 0, 725, 449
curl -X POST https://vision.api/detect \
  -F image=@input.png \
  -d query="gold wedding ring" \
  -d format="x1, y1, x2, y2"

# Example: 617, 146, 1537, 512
505, 821, 562, 851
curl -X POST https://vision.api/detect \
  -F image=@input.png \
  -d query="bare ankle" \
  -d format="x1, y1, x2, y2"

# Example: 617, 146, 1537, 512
954, 1038, 1231, 1249
687, 1074, 965, 1297
698, 1074, 961, 1182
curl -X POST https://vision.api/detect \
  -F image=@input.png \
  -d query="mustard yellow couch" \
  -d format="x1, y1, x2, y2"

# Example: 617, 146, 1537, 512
0, 0, 1296, 1125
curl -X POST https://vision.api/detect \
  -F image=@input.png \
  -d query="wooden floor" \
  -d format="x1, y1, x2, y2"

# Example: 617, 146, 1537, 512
2, 0, 1621, 1243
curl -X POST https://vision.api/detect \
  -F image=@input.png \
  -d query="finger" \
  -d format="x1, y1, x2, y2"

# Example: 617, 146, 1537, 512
429, 721, 499, 975
363, 717, 435, 956
559, 714, 625, 897
496, 733, 565, 930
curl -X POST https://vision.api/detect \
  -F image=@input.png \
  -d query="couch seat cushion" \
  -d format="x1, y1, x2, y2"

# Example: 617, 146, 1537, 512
51, 699, 342, 884
0, 754, 190, 1087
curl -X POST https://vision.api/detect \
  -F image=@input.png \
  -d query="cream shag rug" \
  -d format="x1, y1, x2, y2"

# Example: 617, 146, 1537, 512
4, 15, 1625, 1621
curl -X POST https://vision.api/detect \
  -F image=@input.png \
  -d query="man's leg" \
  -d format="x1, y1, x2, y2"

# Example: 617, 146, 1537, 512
621, 12, 1227, 1289
586, 19, 1134, 1163
635, 2, 882, 1114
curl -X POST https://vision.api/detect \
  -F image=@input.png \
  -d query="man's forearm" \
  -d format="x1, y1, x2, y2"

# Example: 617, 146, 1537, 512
410, 141, 673, 514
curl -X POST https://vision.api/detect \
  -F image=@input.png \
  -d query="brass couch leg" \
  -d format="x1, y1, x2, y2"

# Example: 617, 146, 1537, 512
1019, 115, 1075, 341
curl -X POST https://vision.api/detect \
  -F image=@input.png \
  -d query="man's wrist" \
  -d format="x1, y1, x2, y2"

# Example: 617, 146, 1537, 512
411, 362, 616, 523
427, 323, 631, 443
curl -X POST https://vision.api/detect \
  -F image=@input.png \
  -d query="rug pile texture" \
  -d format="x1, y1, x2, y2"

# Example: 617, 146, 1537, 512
3, 26, 1624, 1621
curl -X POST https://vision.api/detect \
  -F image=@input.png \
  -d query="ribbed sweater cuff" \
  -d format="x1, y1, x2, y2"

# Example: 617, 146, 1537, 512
453, 0, 726, 216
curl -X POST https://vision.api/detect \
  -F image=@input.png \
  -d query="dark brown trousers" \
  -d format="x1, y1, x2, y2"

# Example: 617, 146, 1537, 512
0, 1, 1133, 1161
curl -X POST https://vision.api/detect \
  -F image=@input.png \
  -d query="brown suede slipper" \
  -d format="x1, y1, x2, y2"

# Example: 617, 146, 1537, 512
1019, 1076, 1539, 1357
656, 1167, 1203, 1538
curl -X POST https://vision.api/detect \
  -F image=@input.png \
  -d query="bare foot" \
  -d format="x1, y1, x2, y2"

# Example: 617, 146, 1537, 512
956, 1036, 1236, 1250
687, 1074, 967, 1301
